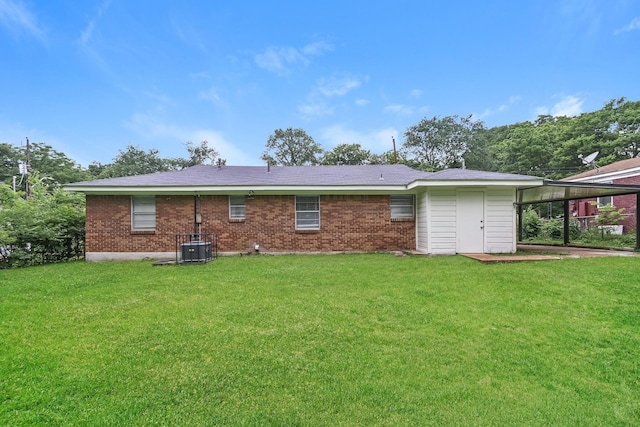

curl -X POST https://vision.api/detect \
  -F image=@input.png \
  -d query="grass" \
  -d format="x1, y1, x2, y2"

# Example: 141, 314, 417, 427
1, 254, 639, 426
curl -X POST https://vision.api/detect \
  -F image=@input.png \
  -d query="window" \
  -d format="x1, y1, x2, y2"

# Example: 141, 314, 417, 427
131, 195, 156, 230
229, 195, 246, 220
296, 196, 320, 229
598, 195, 613, 207
390, 195, 414, 219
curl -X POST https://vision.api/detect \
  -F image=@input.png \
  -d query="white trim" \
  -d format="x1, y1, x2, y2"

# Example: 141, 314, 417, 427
67, 179, 543, 195
131, 195, 156, 231
390, 194, 415, 219
569, 167, 640, 183
456, 189, 486, 253
295, 195, 320, 230
229, 195, 246, 219
408, 179, 542, 189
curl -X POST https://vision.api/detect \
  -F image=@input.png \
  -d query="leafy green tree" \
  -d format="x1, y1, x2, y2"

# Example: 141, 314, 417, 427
321, 143, 372, 165
0, 143, 20, 185
184, 140, 221, 166
402, 115, 484, 170
261, 128, 323, 166
1, 142, 90, 188
0, 176, 85, 267
98, 145, 175, 178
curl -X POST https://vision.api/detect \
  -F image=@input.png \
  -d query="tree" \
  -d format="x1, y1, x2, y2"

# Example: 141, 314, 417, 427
321, 143, 372, 165
98, 145, 175, 178
261, 128, 323, 166
172, 140, 221, 169
0, 143, 19, 185
0, 176, 85, 267
1, 142, 90, 190
401, 115, 484, 170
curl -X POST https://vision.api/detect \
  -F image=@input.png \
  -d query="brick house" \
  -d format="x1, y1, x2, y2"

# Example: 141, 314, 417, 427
65, 164, 543, 261
563, 158, 640, 232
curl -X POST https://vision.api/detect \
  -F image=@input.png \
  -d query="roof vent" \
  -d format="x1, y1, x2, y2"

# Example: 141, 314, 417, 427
379, 173, 384, 181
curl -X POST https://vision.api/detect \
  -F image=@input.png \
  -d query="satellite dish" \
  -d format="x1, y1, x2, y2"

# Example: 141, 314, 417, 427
578, 151, 599, 167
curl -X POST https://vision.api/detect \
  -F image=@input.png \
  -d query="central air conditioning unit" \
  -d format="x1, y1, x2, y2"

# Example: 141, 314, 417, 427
181, 241, 212, 263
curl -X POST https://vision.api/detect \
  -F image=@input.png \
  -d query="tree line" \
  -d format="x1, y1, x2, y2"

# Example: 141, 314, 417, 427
1, 97, 639, 267
259, 97, 640, 180
1, 97, 639, 190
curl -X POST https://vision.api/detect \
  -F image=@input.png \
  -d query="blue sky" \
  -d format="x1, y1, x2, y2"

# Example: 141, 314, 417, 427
1, 1, 639, 167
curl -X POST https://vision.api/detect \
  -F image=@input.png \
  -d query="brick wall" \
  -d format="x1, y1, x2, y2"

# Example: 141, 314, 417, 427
86, 194, 416, 254
613, 175, 640, 231
567, 175, 640, 232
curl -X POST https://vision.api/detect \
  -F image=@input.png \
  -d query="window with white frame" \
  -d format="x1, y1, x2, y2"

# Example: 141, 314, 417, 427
229, 195, 246, 220
390, 195, 414, 219
598, 195, 613, 207
131, 195, 156, 230
296, 195, 320, 229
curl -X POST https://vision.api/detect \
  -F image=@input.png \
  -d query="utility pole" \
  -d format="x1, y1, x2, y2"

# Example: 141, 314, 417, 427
25, 137, 31, 198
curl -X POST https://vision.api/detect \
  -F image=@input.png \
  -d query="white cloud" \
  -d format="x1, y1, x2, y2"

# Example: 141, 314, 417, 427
298, 74, 366, 119
199, 86, 223, 103
0, 0, 45, 41
614, 17, 640, 35
297, 101, 334, 118
551, 95, 584, 117
472, 95, 521, 120
124, 111, 256, 165
320, 124, 400, 153
301, 40, 334, 56
384, 104, 415, 115
171, 17, 207, 52
355, 99, 369, 107
317, 76, 362, 97
534, 95, 584, 118
409, 89, 423, 99
79, 0, 110, 46
254, 41, 333, 75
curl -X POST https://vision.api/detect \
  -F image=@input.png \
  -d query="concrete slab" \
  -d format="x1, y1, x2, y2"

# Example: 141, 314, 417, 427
461, 244, 638, 263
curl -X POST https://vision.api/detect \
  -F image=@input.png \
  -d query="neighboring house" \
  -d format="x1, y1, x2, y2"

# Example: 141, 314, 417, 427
563, 158, 640, 232
65, 164, 543, 261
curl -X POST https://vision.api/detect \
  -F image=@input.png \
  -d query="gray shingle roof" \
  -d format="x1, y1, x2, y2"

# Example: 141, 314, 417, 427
425, 168, 541, 181
66, 164, 541, 190
69, 164, 435, 187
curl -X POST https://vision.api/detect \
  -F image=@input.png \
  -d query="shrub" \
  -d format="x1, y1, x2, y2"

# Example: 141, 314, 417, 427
0, 180, 85, 268
540, 217, 581, 241
521, 208, 543, 239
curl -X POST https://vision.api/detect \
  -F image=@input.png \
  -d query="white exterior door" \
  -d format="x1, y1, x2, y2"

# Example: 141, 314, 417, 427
457, 191, 485, 253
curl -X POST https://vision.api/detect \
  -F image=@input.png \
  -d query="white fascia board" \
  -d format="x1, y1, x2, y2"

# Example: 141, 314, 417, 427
407, 179, 543, 190
65, 184, 412, 195
568, 167, 640, 183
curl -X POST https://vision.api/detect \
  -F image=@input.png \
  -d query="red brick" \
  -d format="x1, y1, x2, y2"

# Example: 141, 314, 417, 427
86, 194, 415, 254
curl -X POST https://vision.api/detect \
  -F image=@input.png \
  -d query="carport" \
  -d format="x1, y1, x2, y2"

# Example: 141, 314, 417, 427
516, 181, 640, 250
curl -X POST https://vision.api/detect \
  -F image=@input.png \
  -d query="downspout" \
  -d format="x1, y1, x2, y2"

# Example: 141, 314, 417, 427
193, 195, 201, 238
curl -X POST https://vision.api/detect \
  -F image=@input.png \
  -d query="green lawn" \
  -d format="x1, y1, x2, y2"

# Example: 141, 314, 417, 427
1, 254, 639, 426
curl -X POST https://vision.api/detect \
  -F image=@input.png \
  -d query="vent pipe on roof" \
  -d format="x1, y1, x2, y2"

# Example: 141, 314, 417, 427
267, 162, 271, 173
217, 158, 223, 168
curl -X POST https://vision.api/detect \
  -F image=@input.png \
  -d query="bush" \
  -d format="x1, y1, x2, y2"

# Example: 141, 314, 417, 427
521, 208, 543, 239
0, 180, 85, 268
540, 217, 581, 241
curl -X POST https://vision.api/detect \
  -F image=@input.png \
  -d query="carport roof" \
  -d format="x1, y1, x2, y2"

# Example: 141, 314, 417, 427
517, 180, 640, 204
